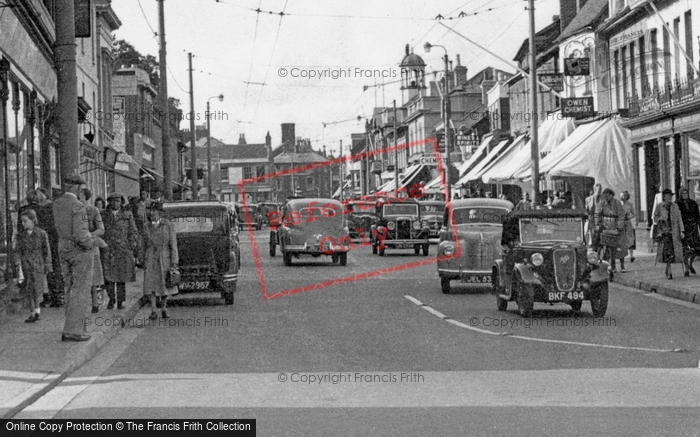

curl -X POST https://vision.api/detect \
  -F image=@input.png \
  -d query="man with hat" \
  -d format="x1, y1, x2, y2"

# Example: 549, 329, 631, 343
53, 173, 95, 341
101, 192, 139, 309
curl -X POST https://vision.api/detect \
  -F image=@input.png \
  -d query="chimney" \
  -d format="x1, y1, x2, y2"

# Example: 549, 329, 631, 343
238, 133, 246, 145
265, 131, 271, 147
454, 54, 468, 88
281, 123, 295, 153
558, 0, 576, 34
323, 145, 327, 157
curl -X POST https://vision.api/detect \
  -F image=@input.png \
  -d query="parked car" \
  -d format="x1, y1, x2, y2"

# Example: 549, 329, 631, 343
419, 200, 446, 238
236, 202, 263, 231
163, 201, 240, 305
371, 199, 430, 256
437, 198, 513, 293
346, 199, 379, 239
273, 198, 351, 266
492, 210, 610, 317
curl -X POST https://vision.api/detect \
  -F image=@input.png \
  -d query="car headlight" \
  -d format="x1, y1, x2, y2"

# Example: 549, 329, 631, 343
587, 252, 599, 264
387, 221, 396, 230
531, 253, 543, 266
412, 221, 421, 230
443, 244, 455, 256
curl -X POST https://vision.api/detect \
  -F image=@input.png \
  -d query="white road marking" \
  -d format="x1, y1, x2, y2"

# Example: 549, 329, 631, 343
15, 369, 700, 411
404, 295, 685, 353
0, 372, 61, 412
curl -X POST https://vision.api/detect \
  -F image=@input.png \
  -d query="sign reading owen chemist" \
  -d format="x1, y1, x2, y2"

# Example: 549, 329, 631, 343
561, 97, 595, 119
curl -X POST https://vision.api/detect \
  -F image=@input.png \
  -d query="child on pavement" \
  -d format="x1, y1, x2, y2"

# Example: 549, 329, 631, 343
16, 209, 52, 323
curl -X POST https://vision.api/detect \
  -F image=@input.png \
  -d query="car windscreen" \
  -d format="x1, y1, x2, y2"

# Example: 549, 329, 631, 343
166, 213, 227, 234
519, 217, 583, 243
383, 204, 418, 216
420, 204, 445, 214
451, 208, 509, 225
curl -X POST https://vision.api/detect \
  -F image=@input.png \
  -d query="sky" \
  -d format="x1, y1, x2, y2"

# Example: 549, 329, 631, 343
112, 0, 561, 155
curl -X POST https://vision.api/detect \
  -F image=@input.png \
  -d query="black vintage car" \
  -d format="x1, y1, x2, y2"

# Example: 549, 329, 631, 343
346, 200, 379, 239
370, 199, 431, 256
419, 200, 446, 238
492, 210, 610, 317
236, 202, 263, 231
163, 201, 240, 305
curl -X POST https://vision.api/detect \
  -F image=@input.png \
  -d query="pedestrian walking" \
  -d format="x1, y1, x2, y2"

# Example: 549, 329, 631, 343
585, 183, 602, 248
620, 190, 636, 265
653, 189, 685, 280
142, 202, 179, 320
101, 192, 139, 310
595, 188, 626, 272
515, 192, 531, 211
53, 174, 95, 341
676, 187, 700, 276
81, 188, 106, 313
34, 187, 64, 307
16, 209, 52, 323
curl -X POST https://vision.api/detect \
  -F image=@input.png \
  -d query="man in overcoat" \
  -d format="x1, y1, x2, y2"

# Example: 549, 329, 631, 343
585, 183, 602, 248
53, 174, 94, 341
101, 192, 139, 309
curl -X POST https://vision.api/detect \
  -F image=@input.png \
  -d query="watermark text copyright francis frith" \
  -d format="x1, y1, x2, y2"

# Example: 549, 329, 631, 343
277, 66, 398, 80
277, 372, 425, 384
468, 316, 617, 329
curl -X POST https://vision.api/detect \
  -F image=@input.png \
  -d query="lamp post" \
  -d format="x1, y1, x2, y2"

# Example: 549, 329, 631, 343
206, 94, 223, 200
424, 42, 451, 201
0, 57, 13, 280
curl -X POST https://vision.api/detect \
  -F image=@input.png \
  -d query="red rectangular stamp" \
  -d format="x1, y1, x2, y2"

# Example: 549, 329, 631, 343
238, 135, 458, 300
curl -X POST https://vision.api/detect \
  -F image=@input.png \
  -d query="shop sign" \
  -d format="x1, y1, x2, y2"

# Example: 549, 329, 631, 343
539, 73, 563, 92
561, 97, 595, 119
564, 57, 590, 76
419, 156, 438, 165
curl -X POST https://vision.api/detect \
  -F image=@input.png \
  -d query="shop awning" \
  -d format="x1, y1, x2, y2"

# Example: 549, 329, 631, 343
482, 117, 575, 183
456, 138, 512, 185
333, 180, 352, 198
536, 118, 633, 193
455, 134, 493, 178
375, 164, 427, 193
479, 134, 528, 183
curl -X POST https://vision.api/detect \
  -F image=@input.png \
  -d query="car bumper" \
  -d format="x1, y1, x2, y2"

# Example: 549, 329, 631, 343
284, 244, 350, 253
381, 239, 428, 247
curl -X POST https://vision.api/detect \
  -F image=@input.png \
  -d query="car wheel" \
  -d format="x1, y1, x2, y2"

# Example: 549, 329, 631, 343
441, 277, 451, 294
269, 242, 276, 257
339, 252, 347, 266
379, 247, 385, 257
493, 274, 508, 311
331, 254, 339, 264
283, 252, 292, 266
570, 300, 582, 312
222, 283, 235, 305
422, 243, 430, 256
516, 281, 534, 317
372, 241, 378, 254
414, 245, 420, 255
590, 282, 609, 317
496, 295, 508, 311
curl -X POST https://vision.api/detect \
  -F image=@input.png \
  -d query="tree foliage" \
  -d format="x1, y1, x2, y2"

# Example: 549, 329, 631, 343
113, 39, 159, 87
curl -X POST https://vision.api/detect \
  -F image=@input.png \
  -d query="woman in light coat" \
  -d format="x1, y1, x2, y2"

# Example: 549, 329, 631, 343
16, 209, 52, 322
653, 189, 684, 279
143, 202, 179, 320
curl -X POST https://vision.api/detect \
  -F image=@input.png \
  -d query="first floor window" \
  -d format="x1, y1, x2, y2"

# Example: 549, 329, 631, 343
220, 166, 229, 182
243, 166, 252, 179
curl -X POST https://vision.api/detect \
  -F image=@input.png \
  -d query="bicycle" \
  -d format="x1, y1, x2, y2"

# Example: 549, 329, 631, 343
596, 227, 619, 277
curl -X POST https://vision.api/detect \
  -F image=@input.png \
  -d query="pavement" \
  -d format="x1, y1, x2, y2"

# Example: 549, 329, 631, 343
0, 274, 144, 419
0, 248, 698, 420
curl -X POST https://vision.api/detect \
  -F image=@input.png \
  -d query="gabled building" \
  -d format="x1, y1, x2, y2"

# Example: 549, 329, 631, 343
272, 123, 330, 200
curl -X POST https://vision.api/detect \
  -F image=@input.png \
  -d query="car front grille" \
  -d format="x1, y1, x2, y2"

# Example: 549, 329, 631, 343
396, 219, 412, 239
465, 241, 493, 270
553, 249, 576, 291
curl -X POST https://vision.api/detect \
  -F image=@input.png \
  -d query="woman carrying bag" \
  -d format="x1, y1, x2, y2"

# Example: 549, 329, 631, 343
143, 202, 179, 320
653, 189, 684, 279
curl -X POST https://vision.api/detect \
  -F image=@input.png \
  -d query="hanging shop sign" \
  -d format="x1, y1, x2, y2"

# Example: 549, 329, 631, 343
564, 57, 590, 76
538, 73, 564, 92
561, 97, 595, 119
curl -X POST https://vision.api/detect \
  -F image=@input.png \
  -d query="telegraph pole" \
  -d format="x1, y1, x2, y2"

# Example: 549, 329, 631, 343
55, 0, 79, 181
393, 100, 398, 192
339, 139, 343, 201
528, 0, 540, 205
188, 52, 198, 200
443, 54, 452, 201
158, 0, 173, 200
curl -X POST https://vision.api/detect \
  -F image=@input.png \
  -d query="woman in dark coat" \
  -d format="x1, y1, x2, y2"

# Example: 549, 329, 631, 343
654, 189, 685, 279
16, 209, 52, 323
143, 202, 179, 320
101, 192, 139, 309
676, 187, 700, 276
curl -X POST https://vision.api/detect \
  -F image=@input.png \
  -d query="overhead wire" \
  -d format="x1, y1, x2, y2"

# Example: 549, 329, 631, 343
242, 0, 263, 114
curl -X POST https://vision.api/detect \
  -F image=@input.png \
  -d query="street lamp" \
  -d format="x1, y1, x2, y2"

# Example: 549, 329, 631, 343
206, 94, 224, 200
424, 42, 452, 201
